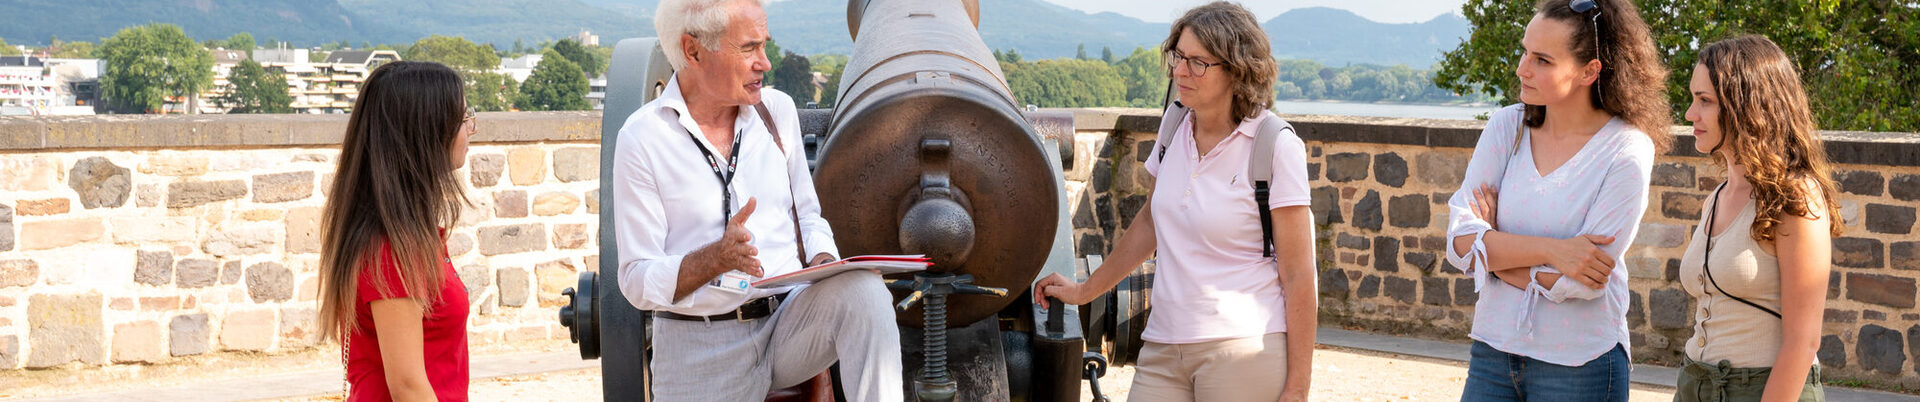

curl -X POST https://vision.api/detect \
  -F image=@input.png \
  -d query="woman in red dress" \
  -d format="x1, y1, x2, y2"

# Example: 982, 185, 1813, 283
316, 60, 475, 402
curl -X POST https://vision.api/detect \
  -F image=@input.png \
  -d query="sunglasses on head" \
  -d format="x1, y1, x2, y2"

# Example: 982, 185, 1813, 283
1571, 0, 1605, 104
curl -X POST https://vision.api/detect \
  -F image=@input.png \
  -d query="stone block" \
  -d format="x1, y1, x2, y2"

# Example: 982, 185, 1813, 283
1634, 223, 1688, 249
1415, 152, 1468, 186
459, 265, 492, 302
508, 147, 547, 185
1628, 256, 1663, 281
135, 250, 173, 285
536, 259, 577, 307
554, 223, 590, 249
1373, 236, 1400, 273
1309, 186, 1342, 226
203, 225, 278, 257
112, 216, 198, 244
176, 259, 219, 288
1325, 152, 1370, 182
20, 218, 104, 250
112, 321, 165, 363
469, 154, 505, 187
1626, 291, 1645, 329
586, 190, 600, 214
247, 262, 294, 303
136, 184, 162, 207
1817, 335, 1846, 368
1651, 163, 1695, 188
27, 292, 106, 367
109, 297, 135, 310
533, 192, 581, 216
0, 204, 11, 252
1, 157, 61, 191
1336, 233, 1370, 250
1455, 278, 1477, 306
220, 310, 276, 351
69, 157, 131, 209
1866, 310, 1887, 321
1388, 194, 1430, 228
1840, 200, 1860, 227
498, 267, 530, 307
553, 147, 599, 182
449, 232, 475, 256
140, 156, 208, 176
1891, 174, 1920, 202
1661, 192, 1704, 221
241, 209, 283, 221
0, 335, 16, 369
1373, 153, 1407, 188
1320, 268, 1349, 299
17, 198, 70, 215
1421, 277, 1450, 305
1357, 276, 1380, 299
286, 207, 321, 254
1833, 237, 1885, 268
222, 260, 243, 284
1650, 289, 1692, 330
1404, 252, 1437, 274
167, 180, 248, 208
1836, 170, 1884, 196
1353, 190, 1382, 231
1846, 273, 1915, 308
0, 259, 36, 288
1857, 324, 1906, 374
1865, 204, 1916, 235
1384, 276, 1417, 304
1894, 242, 1920, 271
279, 307, 319, 348
140, 296, 179, 311
494, 190, 529, 218
478, 224, 546, 256
252, 171, 315, 203
1826, 309, 1857, 323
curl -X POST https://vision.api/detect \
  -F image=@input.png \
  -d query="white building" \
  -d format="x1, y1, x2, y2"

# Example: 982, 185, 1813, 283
0, 56, 59, 115
497, 54, 543, 82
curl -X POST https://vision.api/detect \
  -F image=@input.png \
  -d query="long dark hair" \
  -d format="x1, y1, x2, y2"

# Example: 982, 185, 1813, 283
318, 61, 471, 341
1525, 0, 1672, 151
1697, 35, 1844, 241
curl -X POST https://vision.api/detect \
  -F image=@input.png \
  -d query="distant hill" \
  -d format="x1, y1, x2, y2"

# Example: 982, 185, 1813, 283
0, 0, 1466, 68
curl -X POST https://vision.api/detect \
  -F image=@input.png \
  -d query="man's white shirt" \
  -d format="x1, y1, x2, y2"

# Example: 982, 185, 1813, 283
613, 76, 839, 316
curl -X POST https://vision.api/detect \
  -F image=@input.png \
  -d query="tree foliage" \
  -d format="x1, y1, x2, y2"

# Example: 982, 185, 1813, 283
1111, 47, 1167, 107
1436, 0, 1919, 131
0, 38, 21, 56
218, 59, 291, 113
468, 72, 518, 112
550, 38, 605, 78
98, 23, 214, 114
1003, 58, 1126, 108
517, 50, 589, 111
226, 32, 256, 55
770, 51, 815, 108
404, 35, 499, 73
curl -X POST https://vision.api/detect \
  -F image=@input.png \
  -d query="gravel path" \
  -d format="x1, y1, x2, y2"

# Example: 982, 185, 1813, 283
367, 345, 1677, 401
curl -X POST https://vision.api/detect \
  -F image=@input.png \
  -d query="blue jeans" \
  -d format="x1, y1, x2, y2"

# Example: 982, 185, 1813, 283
1462, 341, 1629, 402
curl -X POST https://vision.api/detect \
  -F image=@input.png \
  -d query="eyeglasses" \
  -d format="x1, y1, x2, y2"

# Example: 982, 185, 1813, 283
1166, 49, 1222, 78
462, 107, 477, 124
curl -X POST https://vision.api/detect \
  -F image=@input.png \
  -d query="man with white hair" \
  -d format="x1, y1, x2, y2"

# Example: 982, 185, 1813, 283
611, 0, 902, 400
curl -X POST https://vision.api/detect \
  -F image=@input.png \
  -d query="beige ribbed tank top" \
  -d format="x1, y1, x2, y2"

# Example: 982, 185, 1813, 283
1679, 186, 1800, 368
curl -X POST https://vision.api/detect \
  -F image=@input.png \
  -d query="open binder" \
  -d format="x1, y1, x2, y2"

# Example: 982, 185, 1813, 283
751, 255, 933, 288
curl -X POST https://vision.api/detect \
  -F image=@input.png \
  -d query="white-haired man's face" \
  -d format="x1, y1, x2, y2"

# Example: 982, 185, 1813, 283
681, 0, 771, 107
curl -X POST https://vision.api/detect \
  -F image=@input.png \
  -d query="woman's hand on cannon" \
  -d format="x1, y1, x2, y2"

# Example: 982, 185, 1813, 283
1032, 273, 1095, 309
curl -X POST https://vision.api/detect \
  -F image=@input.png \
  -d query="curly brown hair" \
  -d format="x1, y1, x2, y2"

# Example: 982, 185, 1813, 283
1525, 0, 1671, 151
1161, 1, 1277, 122
1697, 35, 1845, 240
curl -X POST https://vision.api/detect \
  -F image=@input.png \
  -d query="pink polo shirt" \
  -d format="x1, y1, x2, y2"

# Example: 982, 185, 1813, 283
1141, 110, 1312, 344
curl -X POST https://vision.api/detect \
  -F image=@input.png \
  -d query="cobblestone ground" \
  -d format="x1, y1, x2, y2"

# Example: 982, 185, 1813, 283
341, 345, 1676, 401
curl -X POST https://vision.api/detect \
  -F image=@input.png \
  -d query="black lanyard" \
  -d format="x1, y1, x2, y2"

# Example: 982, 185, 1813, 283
686, 127, 745, 222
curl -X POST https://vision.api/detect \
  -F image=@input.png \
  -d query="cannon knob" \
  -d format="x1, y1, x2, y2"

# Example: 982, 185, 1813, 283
899, 195, 975, 271
557, 271, 600, 359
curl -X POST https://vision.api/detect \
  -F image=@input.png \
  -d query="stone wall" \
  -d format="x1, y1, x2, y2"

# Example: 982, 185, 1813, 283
0, 112, 599, 370
1064, 108, 1920, 388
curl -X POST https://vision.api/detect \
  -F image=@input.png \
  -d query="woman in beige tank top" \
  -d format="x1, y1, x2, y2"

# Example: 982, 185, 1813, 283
1675, 35, 1844, 402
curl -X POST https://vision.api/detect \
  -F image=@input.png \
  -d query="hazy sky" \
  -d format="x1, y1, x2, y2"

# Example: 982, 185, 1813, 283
1038, 0, 1467, 24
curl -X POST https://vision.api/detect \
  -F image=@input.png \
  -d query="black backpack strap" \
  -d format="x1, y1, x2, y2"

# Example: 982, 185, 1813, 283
1248, 116, 1290, 258
754, 102, 812, 267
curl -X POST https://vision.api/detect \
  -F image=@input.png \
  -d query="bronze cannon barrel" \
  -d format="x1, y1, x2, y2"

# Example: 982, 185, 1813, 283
814, 0, 1060, 328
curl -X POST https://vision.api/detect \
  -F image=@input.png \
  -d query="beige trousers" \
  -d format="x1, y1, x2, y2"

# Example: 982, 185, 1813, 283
1127, 332, 1288, 402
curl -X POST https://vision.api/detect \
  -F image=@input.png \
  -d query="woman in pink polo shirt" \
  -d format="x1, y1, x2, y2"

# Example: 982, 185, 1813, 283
1033, 2, 1317, 401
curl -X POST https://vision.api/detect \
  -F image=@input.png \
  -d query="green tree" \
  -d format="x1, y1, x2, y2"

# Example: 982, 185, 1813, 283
1005, 58, 1126, 108
468, 72, 519, 112
0, 38, 22, 56
512, 38, 528, 55
98, 24, 215, 114
51, 41, 95, 58
1436, 0, 1919, 131
1101, 46, 1116, 64
1112, 47, 1166, 105
1076, 44, 1088, 60
551, 39, 605, 78
770, 51, 815, 107
226, 33, 256, 56
762, 38, 784, 84
517, 50, 590, 111
405, 35, 500, 73
811, 54, 848, 107
218, 59, 291, 113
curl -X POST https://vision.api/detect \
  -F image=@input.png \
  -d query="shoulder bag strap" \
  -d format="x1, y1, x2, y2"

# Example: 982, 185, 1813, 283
754, 102, 812, 267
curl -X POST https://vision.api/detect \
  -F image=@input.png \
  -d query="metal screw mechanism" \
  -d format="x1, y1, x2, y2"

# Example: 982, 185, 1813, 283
888, 273, 1006, 402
